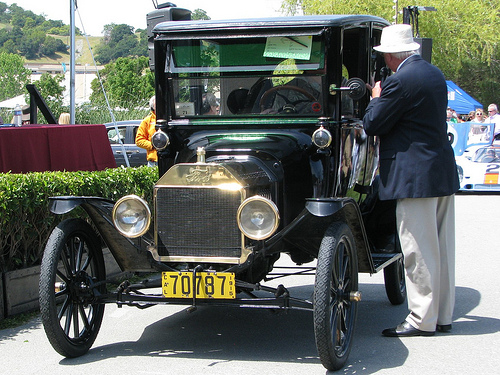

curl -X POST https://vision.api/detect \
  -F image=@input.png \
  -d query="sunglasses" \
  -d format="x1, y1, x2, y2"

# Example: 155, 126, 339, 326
476, 113, 482, 115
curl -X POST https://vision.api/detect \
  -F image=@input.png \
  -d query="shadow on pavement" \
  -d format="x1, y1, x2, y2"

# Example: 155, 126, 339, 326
56, 283, 499, 374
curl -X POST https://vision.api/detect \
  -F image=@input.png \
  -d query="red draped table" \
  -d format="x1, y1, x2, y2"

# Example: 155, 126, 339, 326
0, 124, 117, 173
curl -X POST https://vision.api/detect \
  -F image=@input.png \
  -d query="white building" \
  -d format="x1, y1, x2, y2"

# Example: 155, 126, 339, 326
25, 63, 104, 105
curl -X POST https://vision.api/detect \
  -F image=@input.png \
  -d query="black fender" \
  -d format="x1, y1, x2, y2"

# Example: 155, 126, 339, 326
49, 196, 156, 272
266, 197, 374, 273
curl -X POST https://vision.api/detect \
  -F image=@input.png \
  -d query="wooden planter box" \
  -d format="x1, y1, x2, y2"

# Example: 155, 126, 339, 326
0, 248, 123, 319
0, 274, 4, 320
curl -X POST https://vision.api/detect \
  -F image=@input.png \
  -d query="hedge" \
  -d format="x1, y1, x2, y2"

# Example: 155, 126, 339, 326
0, 166, 158, 273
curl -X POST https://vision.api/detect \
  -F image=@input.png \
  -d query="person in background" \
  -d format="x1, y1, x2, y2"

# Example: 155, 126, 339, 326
21, 105, 30, 125
467, 110, 475, 122
485, 103, 500, 139
201, 93, 220, 115
0, 114, 3, 125
446, 107, 457, 123
363, 24, 459, 337
452, 108, 462, 122
135, 95, 157, 167
58, 112, 70, 125
472, 109, 484, 123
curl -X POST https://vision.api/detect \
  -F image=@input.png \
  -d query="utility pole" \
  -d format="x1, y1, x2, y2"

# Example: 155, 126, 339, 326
70, 0, 76, 124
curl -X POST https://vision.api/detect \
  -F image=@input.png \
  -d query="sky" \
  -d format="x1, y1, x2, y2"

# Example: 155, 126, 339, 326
5, 0, 289, 36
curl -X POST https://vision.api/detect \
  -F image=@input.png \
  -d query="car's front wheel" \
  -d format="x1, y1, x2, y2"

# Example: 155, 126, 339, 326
39, 218, 106, 358
314, 222, 359, 371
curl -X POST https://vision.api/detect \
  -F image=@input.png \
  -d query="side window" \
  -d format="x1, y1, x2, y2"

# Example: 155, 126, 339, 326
108, 127, 126, 144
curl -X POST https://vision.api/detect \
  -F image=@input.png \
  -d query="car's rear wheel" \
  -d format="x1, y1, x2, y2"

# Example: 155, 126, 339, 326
384, 255, 406, 305
314, 222, 358, 371
39, 218, 106, 358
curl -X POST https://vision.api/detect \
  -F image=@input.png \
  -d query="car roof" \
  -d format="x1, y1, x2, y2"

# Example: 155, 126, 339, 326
105, 120, 141, 127
153, 15, 389, 35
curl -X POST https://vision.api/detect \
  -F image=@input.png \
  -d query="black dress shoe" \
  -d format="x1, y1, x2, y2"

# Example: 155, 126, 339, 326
436, 324, 452, 332
382, 321, 435, 337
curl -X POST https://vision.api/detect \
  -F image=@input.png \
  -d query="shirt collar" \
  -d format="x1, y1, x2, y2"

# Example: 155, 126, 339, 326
396, 54, 417, 72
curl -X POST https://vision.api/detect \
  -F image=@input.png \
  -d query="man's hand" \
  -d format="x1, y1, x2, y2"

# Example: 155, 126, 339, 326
371, 81, 382, 99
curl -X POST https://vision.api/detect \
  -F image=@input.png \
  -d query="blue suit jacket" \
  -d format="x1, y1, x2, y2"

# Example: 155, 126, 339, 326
363, 55, 459, 200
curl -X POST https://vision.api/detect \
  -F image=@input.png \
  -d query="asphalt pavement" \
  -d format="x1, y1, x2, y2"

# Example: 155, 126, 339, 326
1, 193, 499, 374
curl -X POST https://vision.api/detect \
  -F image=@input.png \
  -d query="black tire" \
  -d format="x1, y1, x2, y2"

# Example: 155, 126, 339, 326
383, 256, 406, 305
314, 222, 358, 371
39, 218, 106, 358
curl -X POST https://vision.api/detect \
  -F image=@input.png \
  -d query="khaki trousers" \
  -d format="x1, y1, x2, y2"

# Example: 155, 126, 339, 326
396, 195, 456, 332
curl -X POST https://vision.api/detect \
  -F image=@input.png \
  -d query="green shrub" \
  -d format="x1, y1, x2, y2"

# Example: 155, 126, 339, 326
0, 166, 158, 272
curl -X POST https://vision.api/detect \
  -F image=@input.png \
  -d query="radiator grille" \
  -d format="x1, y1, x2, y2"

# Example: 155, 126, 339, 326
156, 187, 243, 259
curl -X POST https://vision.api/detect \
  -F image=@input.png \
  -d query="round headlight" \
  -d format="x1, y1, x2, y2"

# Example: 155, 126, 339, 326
457, 165, 463, 184
151, 129, 170, 151
312, 126, 332, 148
237, 196, 279, 240
112, 195, 151, 238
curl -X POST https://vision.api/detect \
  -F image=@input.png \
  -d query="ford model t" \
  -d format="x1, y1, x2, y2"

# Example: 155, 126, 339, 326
39, 14, 405, 371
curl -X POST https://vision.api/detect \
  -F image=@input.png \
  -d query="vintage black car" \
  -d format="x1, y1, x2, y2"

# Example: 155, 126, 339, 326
39, 14, 405, 371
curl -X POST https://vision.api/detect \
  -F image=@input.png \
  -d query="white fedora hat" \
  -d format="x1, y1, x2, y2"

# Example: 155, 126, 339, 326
374, 24, 421, 53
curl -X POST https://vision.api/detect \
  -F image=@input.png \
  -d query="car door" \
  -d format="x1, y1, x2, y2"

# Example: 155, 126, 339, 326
107, 123, 147, 167
125, 124, 147, 167
107, 124, 128, 166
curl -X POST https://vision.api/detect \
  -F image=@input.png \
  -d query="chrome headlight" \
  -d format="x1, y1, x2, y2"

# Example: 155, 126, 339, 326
112, 195, 151, 238
237, 196, 279, 240
312, 126, 332, 148
151, 129, 170, 151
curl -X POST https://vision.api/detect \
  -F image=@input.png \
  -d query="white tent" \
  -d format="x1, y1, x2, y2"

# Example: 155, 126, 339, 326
0, 95, 26, 109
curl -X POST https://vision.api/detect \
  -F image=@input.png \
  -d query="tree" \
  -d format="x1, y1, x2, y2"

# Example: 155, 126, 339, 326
36, 72, 65, 111
192, 9, 211, 20
1, 39, 16, 54
0, 2, 8, 23
282, 0, 500, 107
95, 23, 146, 64
0, 3, 77, 59
0, 52, 31, 101
89, 56, 154, 108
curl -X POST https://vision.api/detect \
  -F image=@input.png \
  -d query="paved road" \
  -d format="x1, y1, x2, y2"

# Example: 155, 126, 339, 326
1, 194, 499, 374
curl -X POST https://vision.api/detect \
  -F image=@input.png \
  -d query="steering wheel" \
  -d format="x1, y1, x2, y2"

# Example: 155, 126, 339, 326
259, 85, 318, 113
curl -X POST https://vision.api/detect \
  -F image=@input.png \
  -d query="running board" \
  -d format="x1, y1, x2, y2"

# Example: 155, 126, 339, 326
371, 252, 402, 273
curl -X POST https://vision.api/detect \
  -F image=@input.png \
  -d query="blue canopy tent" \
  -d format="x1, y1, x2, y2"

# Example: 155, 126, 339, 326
447, 80, 483, 114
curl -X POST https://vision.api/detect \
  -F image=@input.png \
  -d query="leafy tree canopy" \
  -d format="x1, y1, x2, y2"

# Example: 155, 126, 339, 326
192, 8, 211, 20
89, 56, 154, 108
282, 0, 500, 107
0, 2, 72, 59
0, 52, 31, 101
36, 72, 65, 106
95, 23, 147, 64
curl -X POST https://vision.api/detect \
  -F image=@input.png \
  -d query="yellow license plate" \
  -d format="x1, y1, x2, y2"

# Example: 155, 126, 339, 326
162, 272, 236, 299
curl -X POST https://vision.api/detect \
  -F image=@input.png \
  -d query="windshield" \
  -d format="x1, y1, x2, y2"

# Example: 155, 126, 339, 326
167, 35, 326, 118
473, 147, 500, 163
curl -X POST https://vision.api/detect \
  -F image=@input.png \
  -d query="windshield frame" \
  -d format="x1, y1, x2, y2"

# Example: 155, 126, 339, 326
162, 31, 328, 120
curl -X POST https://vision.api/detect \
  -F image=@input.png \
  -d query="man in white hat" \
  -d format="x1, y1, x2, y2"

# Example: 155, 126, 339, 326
485, 103, 500, 140
363, 24, 459, 337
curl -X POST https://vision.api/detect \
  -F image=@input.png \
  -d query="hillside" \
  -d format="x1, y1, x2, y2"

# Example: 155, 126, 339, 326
23, 35, 102, 66
1, 3, 149, 67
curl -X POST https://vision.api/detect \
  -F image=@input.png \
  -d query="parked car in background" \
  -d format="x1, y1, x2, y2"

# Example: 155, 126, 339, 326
105, 121, 146, 167
456, 145, 500, 192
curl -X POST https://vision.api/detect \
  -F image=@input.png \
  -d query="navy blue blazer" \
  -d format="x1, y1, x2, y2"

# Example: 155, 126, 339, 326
363, 54, 459, 200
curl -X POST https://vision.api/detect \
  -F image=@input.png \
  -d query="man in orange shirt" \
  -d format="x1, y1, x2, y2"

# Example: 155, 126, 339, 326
135, 96, 157, 167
